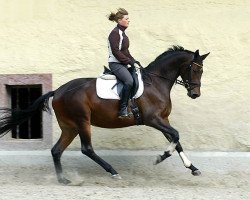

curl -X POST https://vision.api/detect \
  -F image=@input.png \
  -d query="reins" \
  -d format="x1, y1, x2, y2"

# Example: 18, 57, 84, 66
137, 62, 196, 89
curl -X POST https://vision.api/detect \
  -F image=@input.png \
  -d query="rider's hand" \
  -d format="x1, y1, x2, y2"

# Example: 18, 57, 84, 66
128, 60, 141, 69
134, 61, 141, 68
135, 60, 141, 66
128, 60, 135, 68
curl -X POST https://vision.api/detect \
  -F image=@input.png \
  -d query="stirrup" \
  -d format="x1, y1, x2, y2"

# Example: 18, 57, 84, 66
118, 114, 129, 118
118, 108, 132, 118
118, 112, 130, 118
118, 112, 133, 118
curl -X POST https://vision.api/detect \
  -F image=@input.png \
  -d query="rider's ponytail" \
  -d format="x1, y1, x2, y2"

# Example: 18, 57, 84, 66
108, 8, 128, 22
108, 12, 116, 22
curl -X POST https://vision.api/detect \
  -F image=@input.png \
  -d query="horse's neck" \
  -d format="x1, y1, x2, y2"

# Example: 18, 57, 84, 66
147, 54, 189, 83
144, 53, 192, 95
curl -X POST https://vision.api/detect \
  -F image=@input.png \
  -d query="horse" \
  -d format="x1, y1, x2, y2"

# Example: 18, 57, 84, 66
0, 45, 209, 184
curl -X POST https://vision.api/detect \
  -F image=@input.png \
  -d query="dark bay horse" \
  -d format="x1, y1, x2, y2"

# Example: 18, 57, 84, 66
0, 46, 209, 184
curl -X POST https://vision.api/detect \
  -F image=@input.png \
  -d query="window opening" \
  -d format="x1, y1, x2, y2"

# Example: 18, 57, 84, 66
9, 85, 42, 139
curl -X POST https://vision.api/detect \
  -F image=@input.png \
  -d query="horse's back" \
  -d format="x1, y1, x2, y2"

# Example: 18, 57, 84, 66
54, 78, 96, 97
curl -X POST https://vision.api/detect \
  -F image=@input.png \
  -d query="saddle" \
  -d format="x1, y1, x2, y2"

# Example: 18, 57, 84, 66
96, 66, 144, 100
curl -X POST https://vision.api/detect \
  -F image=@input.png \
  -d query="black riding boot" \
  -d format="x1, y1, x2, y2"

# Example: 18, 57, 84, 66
118, 84, 132, 118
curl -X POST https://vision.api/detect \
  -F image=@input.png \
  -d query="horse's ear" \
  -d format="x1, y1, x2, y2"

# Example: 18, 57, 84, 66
201, 52, 210, 60
194, 49, 200, 58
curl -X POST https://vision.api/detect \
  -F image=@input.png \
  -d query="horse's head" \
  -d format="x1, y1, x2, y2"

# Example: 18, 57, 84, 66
180, 50, 210, 99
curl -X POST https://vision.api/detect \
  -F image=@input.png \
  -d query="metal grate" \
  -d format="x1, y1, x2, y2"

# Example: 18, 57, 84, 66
10, 85, 42, 139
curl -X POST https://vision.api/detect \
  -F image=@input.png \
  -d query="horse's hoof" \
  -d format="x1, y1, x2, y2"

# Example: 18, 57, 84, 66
192, 170, 201, 176
59, 178, 71, 185
154, 155, 162, 165
112, 174, 122, 180
68, 181, 84, 186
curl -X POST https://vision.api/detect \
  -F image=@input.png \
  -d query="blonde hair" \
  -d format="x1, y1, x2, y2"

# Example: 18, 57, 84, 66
108, 8, 128, 22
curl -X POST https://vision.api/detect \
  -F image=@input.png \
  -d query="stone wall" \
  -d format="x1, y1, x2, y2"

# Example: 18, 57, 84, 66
0, 0, 249, 151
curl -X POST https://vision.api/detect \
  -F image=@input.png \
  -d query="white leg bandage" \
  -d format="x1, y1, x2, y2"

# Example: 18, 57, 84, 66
179, 152, 192, 168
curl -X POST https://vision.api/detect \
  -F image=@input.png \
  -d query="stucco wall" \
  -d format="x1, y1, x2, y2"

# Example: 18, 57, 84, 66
0, 0, 249, 151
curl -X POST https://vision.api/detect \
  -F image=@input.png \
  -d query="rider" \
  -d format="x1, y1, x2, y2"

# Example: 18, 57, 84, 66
108, 8, 139, 118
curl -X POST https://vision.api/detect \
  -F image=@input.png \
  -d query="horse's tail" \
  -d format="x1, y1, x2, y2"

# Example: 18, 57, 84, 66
0, 91, 55, 138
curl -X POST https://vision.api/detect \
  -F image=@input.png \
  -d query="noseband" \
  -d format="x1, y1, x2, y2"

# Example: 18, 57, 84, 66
175, 62, 203, 91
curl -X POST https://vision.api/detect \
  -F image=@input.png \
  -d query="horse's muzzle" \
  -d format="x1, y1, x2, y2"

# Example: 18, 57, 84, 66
187, 90, 200, 99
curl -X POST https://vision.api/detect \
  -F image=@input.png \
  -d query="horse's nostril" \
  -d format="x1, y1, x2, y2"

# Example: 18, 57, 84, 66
188, 91, 200, 99
192, 95, 197, 99
191, 93, 199, 99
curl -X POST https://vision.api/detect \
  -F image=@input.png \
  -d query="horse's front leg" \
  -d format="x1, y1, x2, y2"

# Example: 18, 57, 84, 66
154, 129, 179, 165
148, 117, 179, 164
154, 133, 201, 176
175, 142, 201, 176
149, 117, 201, 176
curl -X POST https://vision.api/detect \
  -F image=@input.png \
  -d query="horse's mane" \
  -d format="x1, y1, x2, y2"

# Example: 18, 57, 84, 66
155, 45, 193, 61
148, 45, 193, 67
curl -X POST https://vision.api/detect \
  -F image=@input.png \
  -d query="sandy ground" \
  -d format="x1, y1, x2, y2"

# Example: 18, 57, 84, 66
0, 150, 249, 200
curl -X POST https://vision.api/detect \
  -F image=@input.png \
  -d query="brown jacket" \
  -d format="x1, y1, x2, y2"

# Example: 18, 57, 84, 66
108, 24, 135, 65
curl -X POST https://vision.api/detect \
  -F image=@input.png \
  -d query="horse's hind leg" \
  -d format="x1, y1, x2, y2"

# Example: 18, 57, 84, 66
51, 128, 77, 184
79, 124, 120, 179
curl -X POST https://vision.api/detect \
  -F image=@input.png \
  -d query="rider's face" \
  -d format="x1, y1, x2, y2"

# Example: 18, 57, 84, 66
118, 15, 130, 28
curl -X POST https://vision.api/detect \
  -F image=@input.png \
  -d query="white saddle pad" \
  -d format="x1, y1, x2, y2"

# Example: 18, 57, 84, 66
96, 69, 144, 100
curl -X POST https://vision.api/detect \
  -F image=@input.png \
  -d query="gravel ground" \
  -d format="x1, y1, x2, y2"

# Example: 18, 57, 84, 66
0, 150, 249, 200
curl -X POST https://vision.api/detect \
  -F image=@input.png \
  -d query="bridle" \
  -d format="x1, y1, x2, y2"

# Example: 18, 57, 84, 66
139, 61, 203, 91
176, 61, 203, 91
